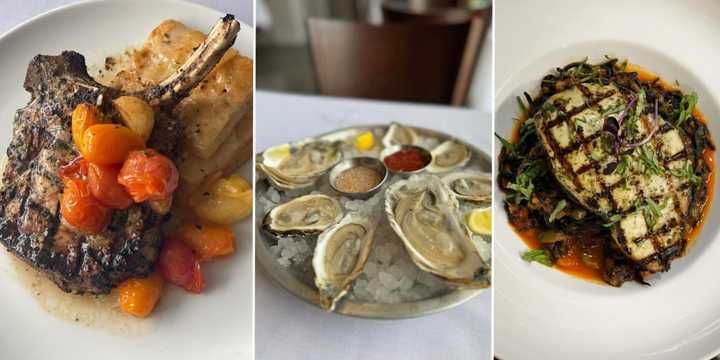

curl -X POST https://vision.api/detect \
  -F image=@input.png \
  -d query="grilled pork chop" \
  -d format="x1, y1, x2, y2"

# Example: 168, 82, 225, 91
534, 82, 701, 274
0, 15, 240, 294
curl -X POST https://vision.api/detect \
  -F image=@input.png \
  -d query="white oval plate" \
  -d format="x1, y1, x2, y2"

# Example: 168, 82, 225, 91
495, 2, 720, 359
0, 1, 253, 360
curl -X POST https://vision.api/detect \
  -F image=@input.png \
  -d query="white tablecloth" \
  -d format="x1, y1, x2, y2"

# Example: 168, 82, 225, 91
0, 0, 253, 35
256, 90, 492, 360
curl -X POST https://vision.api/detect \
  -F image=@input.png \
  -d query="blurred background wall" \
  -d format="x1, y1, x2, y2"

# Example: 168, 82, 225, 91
256, 0, 492, 110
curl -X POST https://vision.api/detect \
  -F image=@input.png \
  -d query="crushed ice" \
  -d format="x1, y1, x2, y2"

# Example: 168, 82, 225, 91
256, 130, 491, 304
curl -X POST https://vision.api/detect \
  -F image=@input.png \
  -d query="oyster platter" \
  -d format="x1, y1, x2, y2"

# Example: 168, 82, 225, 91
255, 123, 492, 318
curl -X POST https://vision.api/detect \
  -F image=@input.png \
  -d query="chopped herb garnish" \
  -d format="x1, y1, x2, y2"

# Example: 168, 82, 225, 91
601, 103, 625, 118
541, 102, 557, 114
507, 174, 534, 201
518, 119, 537, 144
637, 144, 664, 176
675, 92, 698, 127
616, 155, 631, 176
603, 214, 622, 227
495, 133, 516, 154
507, 159, 547, 201
521, 249, 553, 267
516, 96, 528, 116
624, 89, 646, 140
548, 200, 567, 223
669, 162, 702, 185
635, 198, 668, 228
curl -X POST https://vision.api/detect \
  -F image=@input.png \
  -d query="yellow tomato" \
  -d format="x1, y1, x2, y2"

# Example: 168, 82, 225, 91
117, 272, 164, 318
71, 103, 103, 153
190, 174, 252, 225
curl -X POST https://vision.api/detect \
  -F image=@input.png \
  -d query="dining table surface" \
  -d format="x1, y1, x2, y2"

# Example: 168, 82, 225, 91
255, 90, 492, 360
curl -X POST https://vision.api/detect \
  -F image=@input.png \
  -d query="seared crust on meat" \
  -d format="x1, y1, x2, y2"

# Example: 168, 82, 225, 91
0, 15, 240, 294
0, 52, 163, 294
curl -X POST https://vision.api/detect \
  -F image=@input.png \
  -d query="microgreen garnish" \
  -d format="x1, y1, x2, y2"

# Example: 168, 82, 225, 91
541, 101, 557, 115
603, 214, 622, 227
521, 249, 553, 267
675, 92, 698, 127
635, 198, 668, 228
495, 133, 516, 155
518, 119, 537, 144
548, 200, 567, 223
624, 89, 647, 140
516, 96, 528, 116
507, 159, 547, 202
636, 144, 664, 176
669, 162, 702, 185
601, 103, 625, 118
616, 155, 631, 176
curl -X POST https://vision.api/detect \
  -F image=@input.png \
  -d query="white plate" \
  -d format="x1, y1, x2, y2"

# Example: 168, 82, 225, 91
495, 1, 720, 359
0, 1, 253, 359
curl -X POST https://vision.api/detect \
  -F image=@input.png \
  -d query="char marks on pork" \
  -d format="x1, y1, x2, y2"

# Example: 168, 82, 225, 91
0, 16, 240, 294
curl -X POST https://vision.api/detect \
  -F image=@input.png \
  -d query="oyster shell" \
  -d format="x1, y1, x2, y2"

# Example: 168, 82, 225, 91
258, 140, 342, 190
313, 213, 376, 311
427, 140, 471, 173
385, 175, 489, 288
263, 194, 343, 237
442, 171, 492, 204
382, 122, 418, 148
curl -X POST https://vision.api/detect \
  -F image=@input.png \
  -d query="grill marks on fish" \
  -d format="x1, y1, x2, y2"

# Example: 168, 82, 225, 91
535, 84, 697, 271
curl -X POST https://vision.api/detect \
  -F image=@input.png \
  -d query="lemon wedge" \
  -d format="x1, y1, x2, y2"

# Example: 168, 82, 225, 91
467, 208, 492, 235
263, 143, 291, 166
355, 131, 375, 151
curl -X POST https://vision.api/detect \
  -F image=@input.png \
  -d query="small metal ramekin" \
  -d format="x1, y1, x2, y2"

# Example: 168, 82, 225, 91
329, 157, 388, 199
379, 144, 432, 176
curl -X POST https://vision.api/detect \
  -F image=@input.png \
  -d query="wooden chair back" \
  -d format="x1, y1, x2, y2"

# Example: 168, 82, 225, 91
307, 17, 470, 105
381, 0, 491, 106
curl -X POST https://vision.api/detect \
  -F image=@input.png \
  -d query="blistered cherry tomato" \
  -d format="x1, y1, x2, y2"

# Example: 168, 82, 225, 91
175, 222, 235, 261
88, 163, 133, 209
81, 124, 144, 165
60, 177, 112, 234
118, 149, 179, 203
117, 272, 164, 318
58, 157, 88, 180
158, 239, 204, 293
71, 103, 103, 153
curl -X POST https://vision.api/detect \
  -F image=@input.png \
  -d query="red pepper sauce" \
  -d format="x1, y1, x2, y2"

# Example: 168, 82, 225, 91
504, 68, 716, 283
384, 148, 428, 171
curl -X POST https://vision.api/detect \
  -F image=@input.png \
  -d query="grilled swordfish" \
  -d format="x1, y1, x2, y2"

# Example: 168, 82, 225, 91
0, 16, 240, 294
534, 82, 706, 274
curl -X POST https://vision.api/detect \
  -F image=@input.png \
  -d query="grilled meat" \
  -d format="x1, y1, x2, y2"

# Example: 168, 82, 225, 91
0, 16, 240, 294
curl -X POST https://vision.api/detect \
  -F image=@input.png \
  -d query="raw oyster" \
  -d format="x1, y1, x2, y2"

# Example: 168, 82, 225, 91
385, 175, 490, 288
442, 171, 492, 204
313, 213, 376, 311
427, 140, 471, 173
258, 140, 342, 190
382, 122, 418, 148
263, 194, 343, 237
